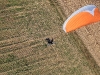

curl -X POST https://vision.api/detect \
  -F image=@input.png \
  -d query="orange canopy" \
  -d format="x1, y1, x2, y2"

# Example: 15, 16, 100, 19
63, 5, 100, 32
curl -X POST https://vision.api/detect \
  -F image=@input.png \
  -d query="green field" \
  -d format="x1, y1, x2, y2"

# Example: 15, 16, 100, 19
0, 0, 100, 75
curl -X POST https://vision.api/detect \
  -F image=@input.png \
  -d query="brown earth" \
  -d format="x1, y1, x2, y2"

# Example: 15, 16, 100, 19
57, 0, 100, 66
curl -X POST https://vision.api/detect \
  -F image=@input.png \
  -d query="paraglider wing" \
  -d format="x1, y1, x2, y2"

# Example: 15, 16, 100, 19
63, 5, 100, 32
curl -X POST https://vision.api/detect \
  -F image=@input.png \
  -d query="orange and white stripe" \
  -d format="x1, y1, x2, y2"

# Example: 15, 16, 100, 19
63, 5, 100, 32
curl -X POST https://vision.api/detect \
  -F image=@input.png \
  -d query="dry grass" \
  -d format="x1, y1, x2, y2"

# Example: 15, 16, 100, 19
0, 0, 100, 75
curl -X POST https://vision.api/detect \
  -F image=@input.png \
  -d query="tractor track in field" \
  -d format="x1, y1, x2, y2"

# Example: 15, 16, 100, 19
0, 43, 64, 75
0, 33, 60, 55
0, 33, 60, 66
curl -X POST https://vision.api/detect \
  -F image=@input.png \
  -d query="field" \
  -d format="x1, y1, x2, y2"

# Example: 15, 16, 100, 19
0, 0, 100, 75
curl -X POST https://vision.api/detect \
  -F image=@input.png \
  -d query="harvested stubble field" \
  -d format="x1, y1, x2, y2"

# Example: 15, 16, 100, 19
0, 0, 100, 75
